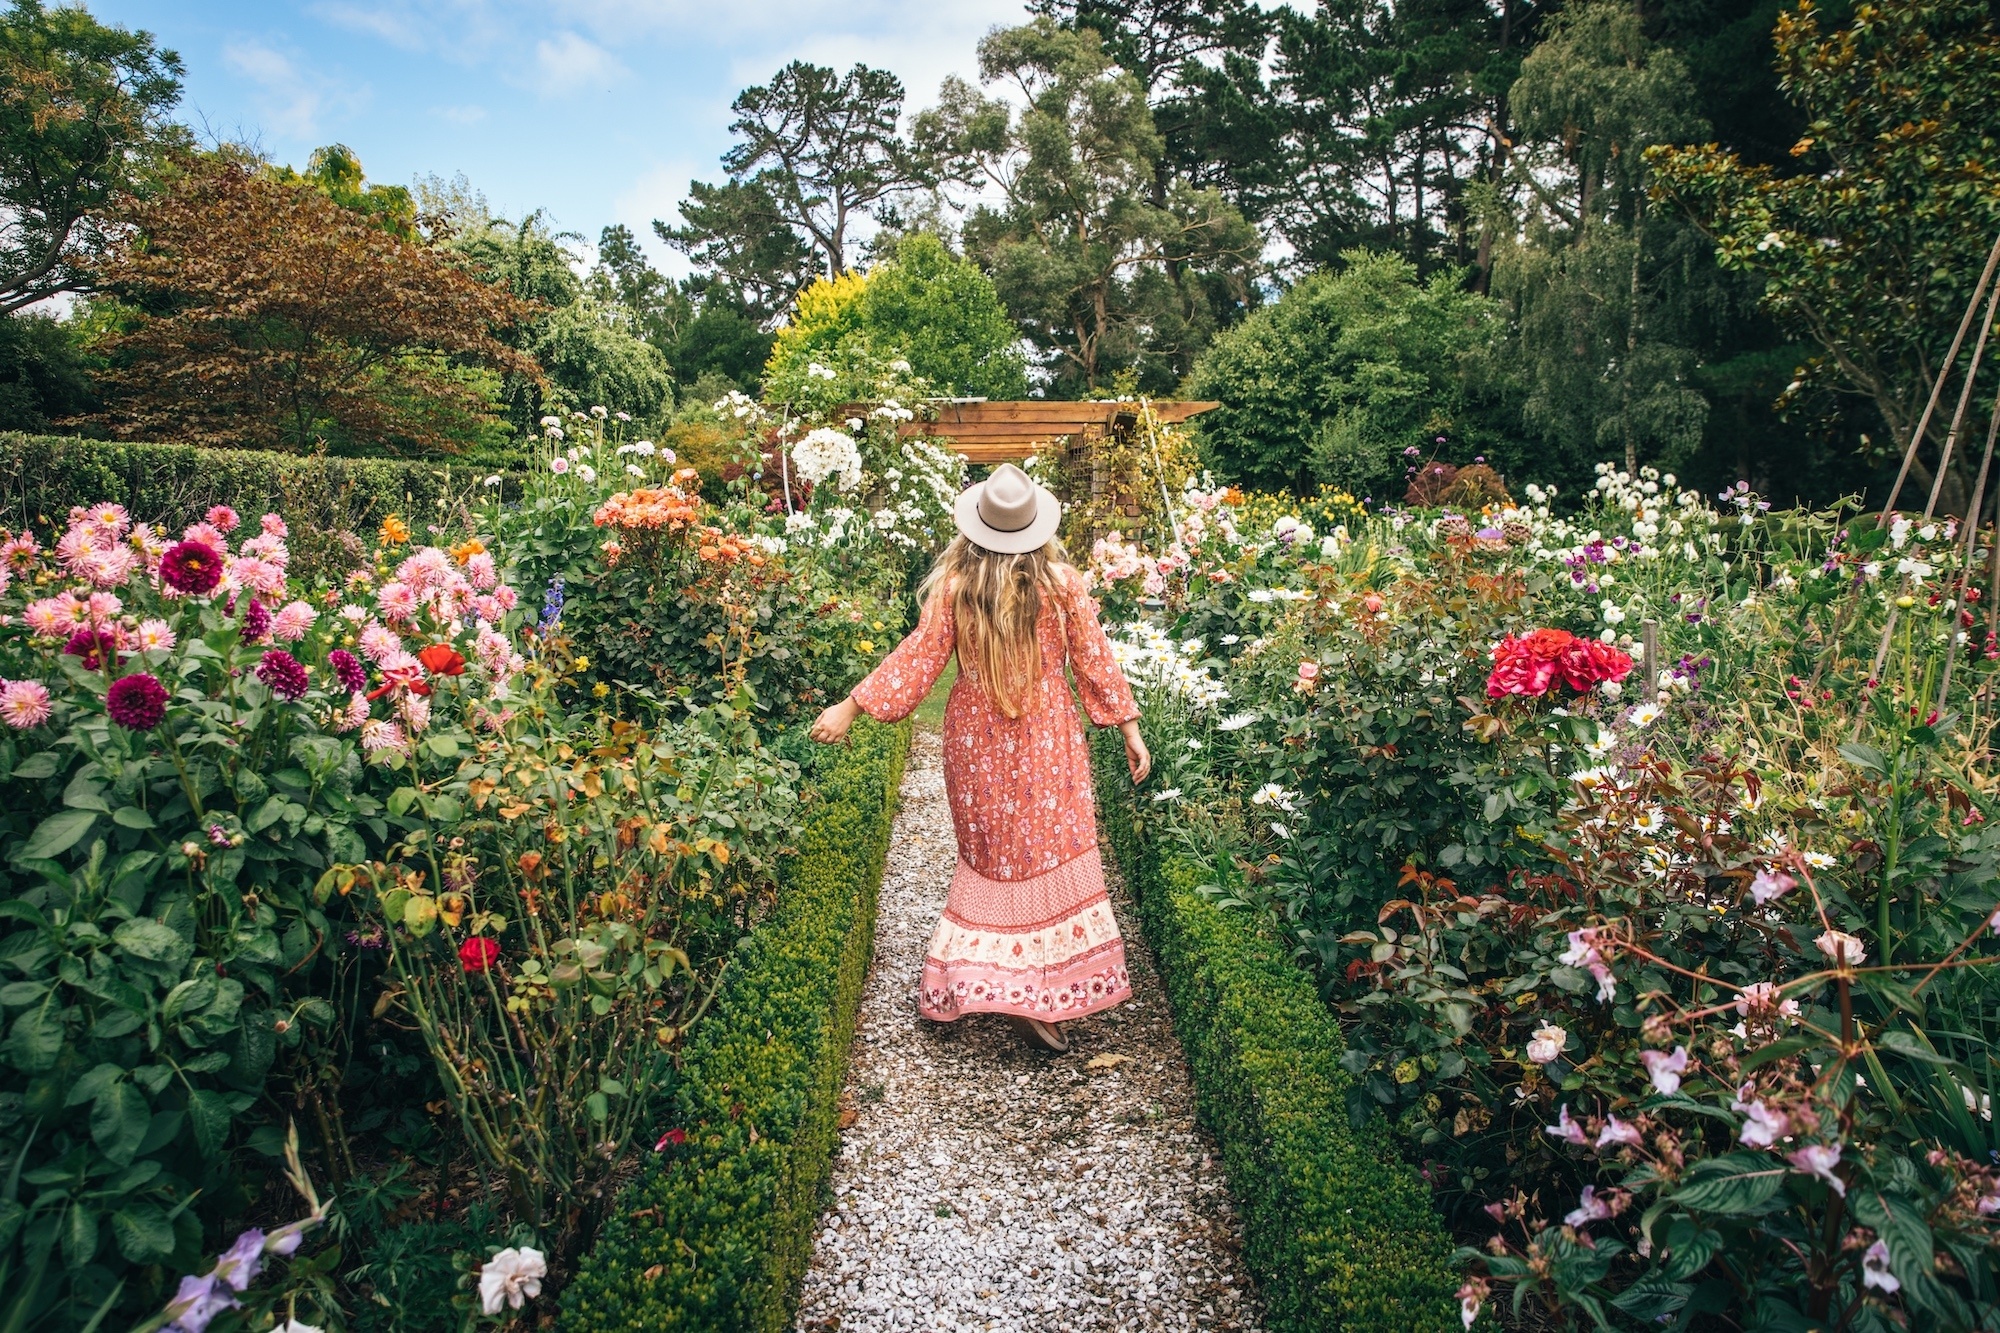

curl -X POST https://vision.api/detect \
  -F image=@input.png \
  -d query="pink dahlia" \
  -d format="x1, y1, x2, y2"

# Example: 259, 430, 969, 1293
106, 673, 169, 730
205, 505, 240, 533
0, 680, 53, 729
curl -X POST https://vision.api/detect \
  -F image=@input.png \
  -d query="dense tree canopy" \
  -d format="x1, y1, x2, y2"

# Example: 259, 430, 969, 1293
90, 156, 535, 452
0, 0, 183, 313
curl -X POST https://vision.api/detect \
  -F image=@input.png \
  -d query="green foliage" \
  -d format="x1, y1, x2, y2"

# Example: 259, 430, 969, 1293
923, 18, 1261, 394
1651, 0, 2000, 511
0, 433, 514, 581
1089, 728, 1460, 1333
0, 313, 94, 430
1188, 251, 1504, 496
557, 719, 910, 1332
767, 234, 1028, 399
267, 143, 418, 239
0, 0, 185, 312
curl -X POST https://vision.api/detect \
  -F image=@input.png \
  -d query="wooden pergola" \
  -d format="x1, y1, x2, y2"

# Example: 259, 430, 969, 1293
897, 399, 1219, 464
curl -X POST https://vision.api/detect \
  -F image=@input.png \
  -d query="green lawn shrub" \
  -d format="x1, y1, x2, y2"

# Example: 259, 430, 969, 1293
0, 433, 519, 579
1091, 730, 1460, 1333
558, 717, 911, 1332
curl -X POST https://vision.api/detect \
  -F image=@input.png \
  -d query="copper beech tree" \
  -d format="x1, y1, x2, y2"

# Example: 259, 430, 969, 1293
91, 156, 538, 452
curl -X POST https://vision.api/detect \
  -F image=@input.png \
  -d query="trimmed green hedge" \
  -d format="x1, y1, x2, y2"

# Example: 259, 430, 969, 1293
1091, 731, 1460, 1332
0, 433, 517, 578
559, 717, 911, 1332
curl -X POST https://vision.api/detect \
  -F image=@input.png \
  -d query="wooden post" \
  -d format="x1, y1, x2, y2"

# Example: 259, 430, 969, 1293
1640, 620, 1660, 697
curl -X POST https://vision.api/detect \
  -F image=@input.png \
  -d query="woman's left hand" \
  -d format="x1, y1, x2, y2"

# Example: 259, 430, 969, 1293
1120, 720, 1151, 785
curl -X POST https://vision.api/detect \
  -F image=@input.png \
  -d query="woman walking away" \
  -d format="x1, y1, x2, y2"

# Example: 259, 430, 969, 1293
810, 463, 1150, 1054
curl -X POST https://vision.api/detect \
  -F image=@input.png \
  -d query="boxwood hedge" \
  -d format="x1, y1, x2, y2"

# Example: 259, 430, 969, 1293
0, 433, 518, 579
559, 717, 910, 1332
1091, 730, 1460, 1332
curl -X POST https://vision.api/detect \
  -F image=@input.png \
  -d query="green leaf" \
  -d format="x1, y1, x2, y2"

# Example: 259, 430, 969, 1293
0, 981, 49, 1006
246, 796, 286, 834
186, 1089, 232, 1157
110, 1202, 176, 1262
1662, 1220, 1723, 1281
1672, 1158, 1785, 1214
387, 786, 419, 818
6, 1006, 66, 1074
112, 919, 192, 970
110, 805, 155, 830
18, 809, 97, 861
426, 734, 460, 758
90, 1080, 149, 1164
1838, 742, 1887, 773
11, 752, 61, 780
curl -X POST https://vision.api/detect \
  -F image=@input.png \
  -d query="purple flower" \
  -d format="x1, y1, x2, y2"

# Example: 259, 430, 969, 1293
63, 627, 121, 671
218, 1229, 265, 1291
163, 1271, 239, 1333
1595, 1114, 1643, 1151
159, 540, 224, 596
1734, 1093, 1789, 1148
106, 673, 169, 730
1749, 870, 1796, 905
327, 648, 368, 694
208, 824, 230, 847
240, 597, 271, 642
255, 649, 309, 701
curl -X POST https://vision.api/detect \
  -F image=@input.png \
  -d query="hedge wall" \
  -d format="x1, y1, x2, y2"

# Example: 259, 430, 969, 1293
559, 717, 911, 1332
1091, 730, 1460, 1332
0, 433, 516, 579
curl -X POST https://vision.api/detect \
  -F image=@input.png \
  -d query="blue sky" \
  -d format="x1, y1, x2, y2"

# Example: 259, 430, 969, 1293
86, 1, 1027, 273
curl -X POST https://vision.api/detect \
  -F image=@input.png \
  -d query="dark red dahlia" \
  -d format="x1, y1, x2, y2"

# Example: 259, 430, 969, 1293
159, 540, 224, 595
240, 597, 270, 642
63, 628, 121, 672
327, 648, 367, 694
255, 649, 310, 700
106, 673, 169, 730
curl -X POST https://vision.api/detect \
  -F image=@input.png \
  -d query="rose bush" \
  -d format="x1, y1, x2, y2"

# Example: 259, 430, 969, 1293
1105, 464, 2000, 1327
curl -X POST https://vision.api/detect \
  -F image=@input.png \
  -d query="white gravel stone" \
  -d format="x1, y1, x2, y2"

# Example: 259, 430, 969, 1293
796, 727, 1262, 1333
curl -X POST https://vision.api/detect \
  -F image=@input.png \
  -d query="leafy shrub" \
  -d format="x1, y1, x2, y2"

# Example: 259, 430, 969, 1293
558, 717, 909, 1332
0, 433, 519, 581
1097, 462, 2000, 1328
1090, 728, 1460, 1332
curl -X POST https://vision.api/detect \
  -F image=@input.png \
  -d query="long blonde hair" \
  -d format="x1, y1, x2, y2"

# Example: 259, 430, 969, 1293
919, 534, 1072, 718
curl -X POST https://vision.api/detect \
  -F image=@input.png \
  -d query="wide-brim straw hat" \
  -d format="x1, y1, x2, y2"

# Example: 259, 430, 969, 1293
954, 462, 1062, 554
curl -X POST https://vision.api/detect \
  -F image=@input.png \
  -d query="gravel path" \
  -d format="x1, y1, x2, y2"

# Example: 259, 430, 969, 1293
796, 726, 1263, 1333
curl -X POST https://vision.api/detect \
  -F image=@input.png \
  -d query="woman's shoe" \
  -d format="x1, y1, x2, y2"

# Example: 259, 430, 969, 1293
1012, 1016, 1070, 1054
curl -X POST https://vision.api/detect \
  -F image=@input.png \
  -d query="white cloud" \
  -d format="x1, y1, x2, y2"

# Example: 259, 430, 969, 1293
310, 2, 428, 50
436, 104, 489, 124
612, 159, 707, 277
532, 31, 628, 88
222, 39, 366, 141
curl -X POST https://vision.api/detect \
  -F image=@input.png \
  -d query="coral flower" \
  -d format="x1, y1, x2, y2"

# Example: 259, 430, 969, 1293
458, 937, 500, 973
418, 644, 467, 677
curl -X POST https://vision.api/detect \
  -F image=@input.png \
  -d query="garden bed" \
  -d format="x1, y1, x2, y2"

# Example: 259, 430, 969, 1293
559, 716, 911, 1332
1090, 730, 1460, 1333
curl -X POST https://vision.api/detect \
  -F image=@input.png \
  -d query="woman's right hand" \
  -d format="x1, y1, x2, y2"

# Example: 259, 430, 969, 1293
810, 697, 862, 745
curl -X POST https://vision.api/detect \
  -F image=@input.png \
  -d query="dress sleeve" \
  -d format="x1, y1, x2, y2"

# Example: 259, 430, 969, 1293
1058, 570, 1139, 727
850, 588, 955, 723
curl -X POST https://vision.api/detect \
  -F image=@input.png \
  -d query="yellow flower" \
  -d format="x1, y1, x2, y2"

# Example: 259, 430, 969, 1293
572, 656, 590, 671
378, 514, 410, 545
857, 640, 875, 653
592, 682, 610, 698
871, 621, 884, 630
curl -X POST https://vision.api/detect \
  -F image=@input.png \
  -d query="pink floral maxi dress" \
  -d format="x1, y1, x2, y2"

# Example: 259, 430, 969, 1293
850, 569, 1139, 1022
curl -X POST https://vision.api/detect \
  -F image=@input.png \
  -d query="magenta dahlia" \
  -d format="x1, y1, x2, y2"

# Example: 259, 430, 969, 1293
63, 628, 121, 672
327, 648, 368, 694
240, 597, 271, 642
255, 649, 310, 701
106, 673, 169, 730
159, 540, 224, 595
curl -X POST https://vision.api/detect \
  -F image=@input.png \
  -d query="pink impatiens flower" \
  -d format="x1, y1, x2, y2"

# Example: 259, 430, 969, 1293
1564, 1185, 1615, 1226
1731, 1085, 1789, 1148
1749, 869, 1796, 904
1546, 1104, 1589, 1146
1785, 1142, 1845, 1196
1861, 1239, 1899, 1292
1640, 1046, 1689, 1096
1815, 929, 1866, 967
1595, 1114, 1643, 1151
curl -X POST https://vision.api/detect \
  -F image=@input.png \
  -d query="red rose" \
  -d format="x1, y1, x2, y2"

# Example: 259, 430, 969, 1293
458, 937, 500, 973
